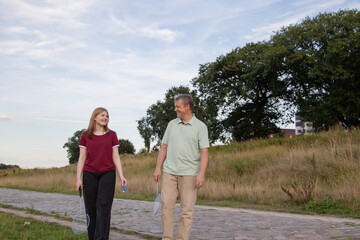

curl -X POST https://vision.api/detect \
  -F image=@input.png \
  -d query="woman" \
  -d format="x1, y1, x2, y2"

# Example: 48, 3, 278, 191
76, 107, 127, 240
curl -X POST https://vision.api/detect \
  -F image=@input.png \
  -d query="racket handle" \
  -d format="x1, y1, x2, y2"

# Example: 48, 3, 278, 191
79, 189, 82, 198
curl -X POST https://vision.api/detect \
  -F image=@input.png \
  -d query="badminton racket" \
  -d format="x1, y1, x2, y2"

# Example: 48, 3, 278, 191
72, 189, 90, 235
152, 181, 161, 215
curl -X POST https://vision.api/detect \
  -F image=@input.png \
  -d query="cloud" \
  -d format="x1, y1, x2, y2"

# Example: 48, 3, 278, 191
0, 114, 11, 121
110, 14, 184, 43
346, 2, 360, 9
242, 0, 349, 42
0, 39, 65, 59
244, 13, 309, 41
0, 0, 93, 60
5, 26, 30, 34
139, 26, 184, 42
0, 0, 94, 28
31, 117, 87, 123
0, 25, 87, 59
291, 0, 345, 7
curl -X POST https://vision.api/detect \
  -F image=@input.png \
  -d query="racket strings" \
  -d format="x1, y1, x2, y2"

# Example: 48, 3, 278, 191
72, 191, 90, 235
153, 181, 161, 215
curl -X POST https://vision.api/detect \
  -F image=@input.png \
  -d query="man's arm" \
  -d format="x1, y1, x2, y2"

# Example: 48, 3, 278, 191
195, 148, 208, 189
153, 144, 168, 182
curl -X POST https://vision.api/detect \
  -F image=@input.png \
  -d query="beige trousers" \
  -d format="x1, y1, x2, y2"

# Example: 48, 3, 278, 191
161, 172, 197, 240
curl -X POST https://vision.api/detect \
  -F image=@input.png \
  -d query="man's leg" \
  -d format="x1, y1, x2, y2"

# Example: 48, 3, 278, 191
176, 176, 197, 240
161, 172, 179, 240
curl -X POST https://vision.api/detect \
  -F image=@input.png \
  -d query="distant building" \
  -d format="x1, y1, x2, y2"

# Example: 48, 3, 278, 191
268, 129, 295, 138
267, 114, 314, 139
281, 129, 296, 138
295, 114, 314, 136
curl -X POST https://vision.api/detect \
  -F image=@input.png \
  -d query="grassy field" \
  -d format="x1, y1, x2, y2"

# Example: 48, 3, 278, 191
1, 126, 360, 218
0, 211, 87, 240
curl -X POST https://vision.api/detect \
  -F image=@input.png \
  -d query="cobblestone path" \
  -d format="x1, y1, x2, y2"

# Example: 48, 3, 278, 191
1, 188, 360, 239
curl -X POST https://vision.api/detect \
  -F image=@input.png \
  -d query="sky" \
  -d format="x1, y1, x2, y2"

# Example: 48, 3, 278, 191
0, 0, 358, 169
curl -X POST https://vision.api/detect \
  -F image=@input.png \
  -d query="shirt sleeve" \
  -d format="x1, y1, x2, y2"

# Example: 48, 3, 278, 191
79, 133, 86, 148
199, 124, 210, 149
161, 122, 171, 145
112, 131, 120, 148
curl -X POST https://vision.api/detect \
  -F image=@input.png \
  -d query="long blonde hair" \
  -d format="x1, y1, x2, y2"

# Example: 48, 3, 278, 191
86, 107, 110, 139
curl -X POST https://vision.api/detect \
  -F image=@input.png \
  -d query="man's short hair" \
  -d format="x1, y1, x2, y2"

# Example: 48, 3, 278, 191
174, 94, 194, 111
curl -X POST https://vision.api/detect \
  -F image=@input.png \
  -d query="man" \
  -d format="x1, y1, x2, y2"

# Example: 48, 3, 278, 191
153, 94, 209, 240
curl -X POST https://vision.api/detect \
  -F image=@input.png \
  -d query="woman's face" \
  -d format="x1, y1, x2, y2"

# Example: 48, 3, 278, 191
94, 111, 109, 127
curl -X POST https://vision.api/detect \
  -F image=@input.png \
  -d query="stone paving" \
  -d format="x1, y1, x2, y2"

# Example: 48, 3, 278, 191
1, 188, 360, 239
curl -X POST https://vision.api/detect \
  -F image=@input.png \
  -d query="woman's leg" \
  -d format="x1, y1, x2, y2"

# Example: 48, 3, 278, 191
94, 169, 116, 240
83, 171, 99, 240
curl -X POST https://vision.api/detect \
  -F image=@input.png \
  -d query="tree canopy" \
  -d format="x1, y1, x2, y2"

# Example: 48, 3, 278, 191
0, 163, 20, 170
118, 139, 136, 154
192, 42, 291, 141
271, 9, 360, 130
137, 9, 360, 145
63, 129, 86, 164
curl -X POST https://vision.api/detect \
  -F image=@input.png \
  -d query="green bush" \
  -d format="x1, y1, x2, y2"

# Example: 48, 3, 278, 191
305, 197, 337, 214
118, 139, 136, 154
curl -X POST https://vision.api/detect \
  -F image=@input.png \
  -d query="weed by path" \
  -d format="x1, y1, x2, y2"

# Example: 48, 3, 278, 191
0, 211, 87, 240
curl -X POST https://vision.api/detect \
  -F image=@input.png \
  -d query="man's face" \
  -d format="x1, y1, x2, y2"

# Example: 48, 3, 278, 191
174, 99, 190, 119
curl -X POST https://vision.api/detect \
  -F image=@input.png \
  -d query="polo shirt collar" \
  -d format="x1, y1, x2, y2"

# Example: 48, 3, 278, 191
177, 114, 196, 125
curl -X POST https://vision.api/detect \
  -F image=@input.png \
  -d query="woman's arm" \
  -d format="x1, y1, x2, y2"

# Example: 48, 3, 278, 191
112, 147, 127, 186
76, 147, 87, 190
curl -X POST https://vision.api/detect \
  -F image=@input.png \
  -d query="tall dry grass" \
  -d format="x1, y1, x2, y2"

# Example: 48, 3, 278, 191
200, 126, 360, 206
0, 155, 158, 199
1, 127, 360, 207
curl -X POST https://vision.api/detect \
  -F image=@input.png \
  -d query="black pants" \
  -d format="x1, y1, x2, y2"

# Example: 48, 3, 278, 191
83, 169, 116, 240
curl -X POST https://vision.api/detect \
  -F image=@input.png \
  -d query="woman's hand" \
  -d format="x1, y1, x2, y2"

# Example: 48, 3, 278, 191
76, 179, 83, 191
120, 176, 127, 187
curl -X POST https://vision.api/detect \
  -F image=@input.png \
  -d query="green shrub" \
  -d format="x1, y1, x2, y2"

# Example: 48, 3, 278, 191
305, 197, 337, 214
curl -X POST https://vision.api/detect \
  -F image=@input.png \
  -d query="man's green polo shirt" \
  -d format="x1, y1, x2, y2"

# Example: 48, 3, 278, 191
162, 115, 209, 176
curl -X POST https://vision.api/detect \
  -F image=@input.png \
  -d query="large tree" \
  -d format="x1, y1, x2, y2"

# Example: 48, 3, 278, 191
271, 9, 360, 130
137, 117, 152, 152
118, 139, 136, 154
192, 42, 291, 141
63, 129, 86, 164
137, 86, 220, 151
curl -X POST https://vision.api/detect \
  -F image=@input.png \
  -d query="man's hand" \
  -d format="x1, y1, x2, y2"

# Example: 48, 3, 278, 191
154, 167, 162, 182
195, 174, 205, 189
